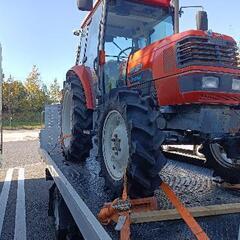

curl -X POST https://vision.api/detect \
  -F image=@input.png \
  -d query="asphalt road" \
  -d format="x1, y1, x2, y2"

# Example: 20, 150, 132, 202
1, 129, 240, 240
0, 131, 55, 240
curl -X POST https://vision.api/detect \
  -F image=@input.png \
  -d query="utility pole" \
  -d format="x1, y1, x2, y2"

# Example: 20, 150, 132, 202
0, 44, 3, 155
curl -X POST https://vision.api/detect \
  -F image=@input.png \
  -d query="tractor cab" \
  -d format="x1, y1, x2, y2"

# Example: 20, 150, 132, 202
104, 1, 173, 93
76, 0, 174, 97
76, 0, 212, 100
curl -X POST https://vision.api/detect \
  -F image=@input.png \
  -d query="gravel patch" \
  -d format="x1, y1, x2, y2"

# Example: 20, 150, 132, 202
2, 140, 42, 169
3, 130, 40, 142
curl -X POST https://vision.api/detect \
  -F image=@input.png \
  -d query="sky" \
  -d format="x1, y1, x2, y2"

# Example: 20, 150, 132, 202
0, 0, 239, 87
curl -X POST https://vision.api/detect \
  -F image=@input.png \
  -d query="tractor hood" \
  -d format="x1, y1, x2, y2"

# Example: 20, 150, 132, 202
129, 30, 237, 65
127, 29, 240, 107
172, 30, 236, 44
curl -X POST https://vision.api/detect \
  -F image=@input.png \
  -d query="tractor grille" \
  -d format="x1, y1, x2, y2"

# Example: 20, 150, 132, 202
198, 93, 240, 103
177, 36, 239, 69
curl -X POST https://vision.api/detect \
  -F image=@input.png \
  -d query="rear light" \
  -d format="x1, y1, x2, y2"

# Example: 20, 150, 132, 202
232, 79, 240, 91
202, 76, 219, 89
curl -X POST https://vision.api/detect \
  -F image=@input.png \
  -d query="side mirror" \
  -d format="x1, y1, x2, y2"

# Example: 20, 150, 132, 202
196, 11, 208, 31
73, 29, 81, 36
77, 0, 93, 11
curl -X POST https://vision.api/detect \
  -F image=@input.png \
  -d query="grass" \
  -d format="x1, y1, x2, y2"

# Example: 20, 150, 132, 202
3, 121, 42, 130
3, 125, 42, 130
3, 112, 43, 130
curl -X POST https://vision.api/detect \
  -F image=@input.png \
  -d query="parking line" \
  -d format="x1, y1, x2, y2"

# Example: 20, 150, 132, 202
14, 168, 26, 240
0, 168, 14, 236
238, 224, 240, 240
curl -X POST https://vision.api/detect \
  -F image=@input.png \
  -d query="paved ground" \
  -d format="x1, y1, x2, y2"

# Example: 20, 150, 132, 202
1, 129, 240, 240
0, 130, 55, 240
3, 129, 40, 142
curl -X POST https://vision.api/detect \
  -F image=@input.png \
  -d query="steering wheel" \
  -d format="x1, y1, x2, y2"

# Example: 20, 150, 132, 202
117, 47, 134, 62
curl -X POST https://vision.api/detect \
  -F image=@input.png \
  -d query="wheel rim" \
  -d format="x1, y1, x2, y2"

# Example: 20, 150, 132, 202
210, 143, 239, 167
62, 89, 73, 148
102, 110, 129, 181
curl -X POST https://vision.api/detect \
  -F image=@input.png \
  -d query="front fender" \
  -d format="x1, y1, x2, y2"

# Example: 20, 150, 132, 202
67, 65, 95, 109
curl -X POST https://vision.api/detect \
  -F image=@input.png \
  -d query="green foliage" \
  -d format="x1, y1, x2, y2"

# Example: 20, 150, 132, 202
25, 65, 50, 112
49, 78, 61, 103
3, 75, 28, 114
3, 65, 62, 128
3, 111, 43, 129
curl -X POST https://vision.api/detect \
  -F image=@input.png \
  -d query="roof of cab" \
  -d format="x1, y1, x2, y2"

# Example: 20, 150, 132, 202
80, 0, 171, 28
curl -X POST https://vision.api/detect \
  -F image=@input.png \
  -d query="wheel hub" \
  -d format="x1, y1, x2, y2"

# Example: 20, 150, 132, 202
210, 143, 240, 166
102, 110, 129, 181
112, 128, 123, 155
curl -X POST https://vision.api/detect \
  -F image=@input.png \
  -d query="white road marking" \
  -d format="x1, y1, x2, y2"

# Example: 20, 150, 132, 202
0, 168, 14, 235
238, 224, 240, 240
14, 168, 26, 240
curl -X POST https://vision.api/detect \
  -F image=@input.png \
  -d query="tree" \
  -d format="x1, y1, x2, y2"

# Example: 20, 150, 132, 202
3, 75, 14, 115
2, 75, 28, 113
25, 65, 49, 112
238, 42, 240, 67
49, 78, 61, 103
3, 75, 28, 125
2, 66, 64, 127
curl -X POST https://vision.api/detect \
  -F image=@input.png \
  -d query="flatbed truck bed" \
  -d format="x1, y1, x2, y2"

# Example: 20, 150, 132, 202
39, 104, 240, 240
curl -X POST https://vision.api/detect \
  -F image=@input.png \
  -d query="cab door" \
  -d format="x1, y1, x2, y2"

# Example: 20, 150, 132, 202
82, 0, 105, 101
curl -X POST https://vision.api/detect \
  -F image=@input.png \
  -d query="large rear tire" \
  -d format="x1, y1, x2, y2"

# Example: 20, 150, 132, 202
202, 143, 240, 183
97, 89, 167, 198
61, 75, 93, 162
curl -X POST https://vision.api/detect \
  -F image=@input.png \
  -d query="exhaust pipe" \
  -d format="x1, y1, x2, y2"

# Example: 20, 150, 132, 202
196, 11, 208, 31
174, 1, 209, 33
174, 0, 180, 34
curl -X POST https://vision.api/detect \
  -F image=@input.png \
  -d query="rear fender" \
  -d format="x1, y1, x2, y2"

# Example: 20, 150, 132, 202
67, 65, 95, 109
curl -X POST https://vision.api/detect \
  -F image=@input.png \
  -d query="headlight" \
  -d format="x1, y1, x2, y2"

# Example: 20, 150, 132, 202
232, 79, 240, 91
202, 76, 219, 89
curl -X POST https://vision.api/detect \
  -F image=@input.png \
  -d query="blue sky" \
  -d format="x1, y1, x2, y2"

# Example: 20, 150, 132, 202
0, 0, 239, 86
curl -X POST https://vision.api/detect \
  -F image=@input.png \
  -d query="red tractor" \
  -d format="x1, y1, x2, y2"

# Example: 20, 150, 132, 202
61, 0, 240, 198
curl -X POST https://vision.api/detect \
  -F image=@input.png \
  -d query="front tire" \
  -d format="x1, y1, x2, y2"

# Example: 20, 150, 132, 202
61, 75, 93, 162
98, 89, 167, 198
202, 143, 240, 183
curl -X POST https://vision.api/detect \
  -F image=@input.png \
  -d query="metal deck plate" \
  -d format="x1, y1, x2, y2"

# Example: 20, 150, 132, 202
40, 104, 240, 240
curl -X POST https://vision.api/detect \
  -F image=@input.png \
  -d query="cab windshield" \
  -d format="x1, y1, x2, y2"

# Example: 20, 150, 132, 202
105, 1, 174, 51
103, 0, 174, 93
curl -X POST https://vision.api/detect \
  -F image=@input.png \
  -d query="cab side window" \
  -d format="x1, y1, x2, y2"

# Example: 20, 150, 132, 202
84, 2, 103, 73
79, 26, 89, 65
